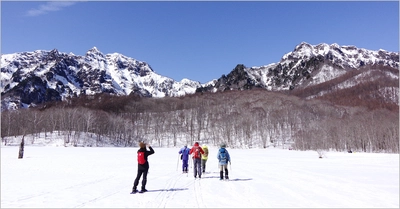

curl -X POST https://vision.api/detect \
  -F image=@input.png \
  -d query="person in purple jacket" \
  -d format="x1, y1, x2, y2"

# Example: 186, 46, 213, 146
179, 145, 190, 173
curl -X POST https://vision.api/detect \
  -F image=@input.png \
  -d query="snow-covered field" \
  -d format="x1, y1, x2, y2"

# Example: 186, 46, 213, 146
1, 145, 398, 208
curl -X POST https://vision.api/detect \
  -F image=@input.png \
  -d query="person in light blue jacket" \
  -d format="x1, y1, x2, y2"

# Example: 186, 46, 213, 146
217, 143, 231, 180
179, 145, 190, 173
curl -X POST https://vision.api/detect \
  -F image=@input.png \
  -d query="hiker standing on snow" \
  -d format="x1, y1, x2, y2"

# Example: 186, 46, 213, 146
217, 143, 231, 180
179, 145, 190, 173
189, 142, 205, 179
201, 145, 209, 173
131, 142, 155, 194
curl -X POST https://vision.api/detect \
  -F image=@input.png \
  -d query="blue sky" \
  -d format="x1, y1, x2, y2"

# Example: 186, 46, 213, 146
1, 1, 399, 84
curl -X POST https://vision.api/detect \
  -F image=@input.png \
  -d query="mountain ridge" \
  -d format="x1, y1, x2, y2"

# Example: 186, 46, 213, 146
197, 42, 398, 92
196, 42, 398, 110
1, 42, 398, 111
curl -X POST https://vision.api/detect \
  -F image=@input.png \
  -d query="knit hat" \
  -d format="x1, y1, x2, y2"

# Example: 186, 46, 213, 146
139, 142, 146, 149
194, 142, 199, 146
220, 143, 226, 148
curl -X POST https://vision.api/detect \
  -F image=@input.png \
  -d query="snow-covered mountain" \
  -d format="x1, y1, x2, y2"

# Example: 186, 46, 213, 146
1, 47, 201, 110
1, 42, 398, 111
198, 42, 398, 91
197, 42, 399, 104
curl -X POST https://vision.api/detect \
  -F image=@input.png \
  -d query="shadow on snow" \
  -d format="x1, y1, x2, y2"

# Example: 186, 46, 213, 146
146, 188, 189, 192
201, 176, 253, 181
201, 176, 220, 179
228, 178, 253, 181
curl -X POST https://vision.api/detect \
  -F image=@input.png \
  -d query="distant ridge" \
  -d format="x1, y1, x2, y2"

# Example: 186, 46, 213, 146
1, 42, 398, 111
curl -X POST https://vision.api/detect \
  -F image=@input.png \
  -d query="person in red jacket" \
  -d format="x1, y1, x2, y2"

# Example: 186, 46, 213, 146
131, 142, 155, 194
189, 142, 205, 179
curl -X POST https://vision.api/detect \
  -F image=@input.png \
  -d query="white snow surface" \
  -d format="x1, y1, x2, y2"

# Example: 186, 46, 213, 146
1, 142, 398, 208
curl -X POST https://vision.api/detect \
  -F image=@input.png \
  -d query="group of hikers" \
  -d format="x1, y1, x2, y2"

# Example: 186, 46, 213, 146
178, 142, 207, 178
130, 141, 231, 194
178, 142, 231, 180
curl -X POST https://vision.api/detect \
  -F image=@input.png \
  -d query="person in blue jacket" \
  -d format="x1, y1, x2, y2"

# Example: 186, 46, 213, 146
179, 145, 190, 173
217, 143, 231, 180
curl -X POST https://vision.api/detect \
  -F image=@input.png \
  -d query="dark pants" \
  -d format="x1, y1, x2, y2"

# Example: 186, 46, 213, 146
133, 167, 148, 191
182, 159, 188, 172
201, 159, 207, 172
193, 158, 202, 178
219, 165, 229, 179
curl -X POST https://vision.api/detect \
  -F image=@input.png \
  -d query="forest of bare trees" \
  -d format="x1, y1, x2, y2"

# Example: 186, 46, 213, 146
1, 89, 399, 153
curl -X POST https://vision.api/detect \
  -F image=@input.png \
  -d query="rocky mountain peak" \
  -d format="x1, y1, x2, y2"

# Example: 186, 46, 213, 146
49, 48, 59, 55
294, 42, 314, 52
85, 47, 105, 59
87, 46, 100, 54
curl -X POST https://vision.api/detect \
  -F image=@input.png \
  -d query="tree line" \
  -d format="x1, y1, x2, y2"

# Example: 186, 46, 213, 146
1, 89, 398, 153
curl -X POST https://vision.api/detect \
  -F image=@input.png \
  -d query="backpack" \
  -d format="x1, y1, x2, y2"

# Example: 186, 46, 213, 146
194, 146, 201, 159
203, 147, 208, 157
138, 151, 146, 164
219, 148, 227, 163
